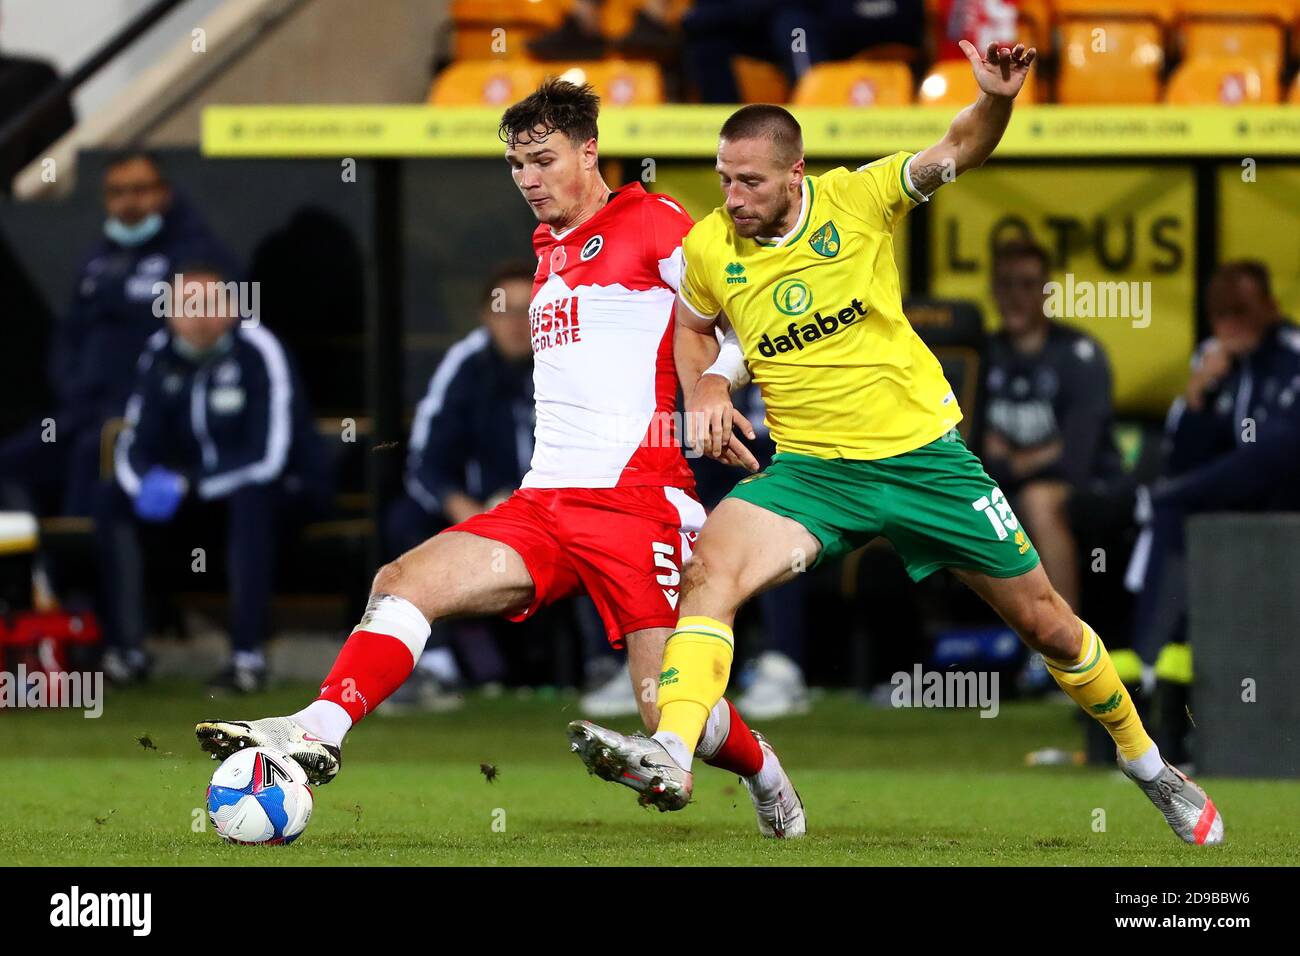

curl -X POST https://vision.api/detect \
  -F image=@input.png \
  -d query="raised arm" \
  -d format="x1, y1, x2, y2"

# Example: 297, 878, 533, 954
910, 40, 1036, 196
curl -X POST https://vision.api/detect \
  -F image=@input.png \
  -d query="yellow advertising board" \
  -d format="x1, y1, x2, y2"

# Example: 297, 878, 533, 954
202, 105, 1300, 158
930, 165, 1196, 416
1218, 163, 1300, 323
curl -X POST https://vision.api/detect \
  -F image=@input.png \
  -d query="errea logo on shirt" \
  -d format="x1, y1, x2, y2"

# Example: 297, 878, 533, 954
724, 262, 747, 284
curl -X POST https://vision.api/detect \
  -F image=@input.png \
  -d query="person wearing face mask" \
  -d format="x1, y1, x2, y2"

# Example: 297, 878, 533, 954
96, 265, 331, 692
0, 149, 239, 519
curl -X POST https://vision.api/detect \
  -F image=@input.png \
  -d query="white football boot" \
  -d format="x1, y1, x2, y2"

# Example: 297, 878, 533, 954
1119, 754, 1224, 845
567, 720, 693, 811
196, 716, 341, 786
744, 731, 807, 839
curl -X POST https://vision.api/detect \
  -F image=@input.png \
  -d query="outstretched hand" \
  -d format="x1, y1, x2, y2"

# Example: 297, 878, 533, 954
959, 39, 1036, 99
686, 374, 760, 473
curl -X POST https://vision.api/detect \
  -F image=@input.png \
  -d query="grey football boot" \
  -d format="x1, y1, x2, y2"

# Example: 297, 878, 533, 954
568, 720, 693, 811
1119, 755, 1224, 845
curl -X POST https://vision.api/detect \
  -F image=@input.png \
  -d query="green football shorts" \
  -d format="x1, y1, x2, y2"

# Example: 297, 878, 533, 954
725, 429, 1041, 581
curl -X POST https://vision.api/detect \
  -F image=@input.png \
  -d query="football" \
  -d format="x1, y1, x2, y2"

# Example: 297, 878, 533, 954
206, 747, 314, 845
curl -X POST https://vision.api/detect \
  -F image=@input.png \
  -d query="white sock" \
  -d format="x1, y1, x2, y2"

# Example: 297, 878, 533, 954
747, 747, 785, 800
292, 699, 353, 746
357, 593, 432, 661
1122, 741, 1165, 781
652, 731, 693, 772
694, 700, 731, 760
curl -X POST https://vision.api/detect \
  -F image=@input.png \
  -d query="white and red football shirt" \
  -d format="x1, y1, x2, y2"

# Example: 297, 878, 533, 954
523, 183, 696, 490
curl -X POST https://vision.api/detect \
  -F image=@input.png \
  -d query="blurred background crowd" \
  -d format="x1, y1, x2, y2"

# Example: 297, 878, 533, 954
2, 0, 1300, 773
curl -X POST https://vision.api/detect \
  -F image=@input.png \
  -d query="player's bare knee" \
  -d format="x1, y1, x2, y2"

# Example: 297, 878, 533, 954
1025, 601, 1080, 660
370, 558, 440, 620
680, 552, 712, 596
370, 560, 405, 598
682, 550, 741, 609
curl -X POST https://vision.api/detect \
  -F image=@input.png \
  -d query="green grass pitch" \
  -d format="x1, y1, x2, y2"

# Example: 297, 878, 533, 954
1, 681, 1296, 866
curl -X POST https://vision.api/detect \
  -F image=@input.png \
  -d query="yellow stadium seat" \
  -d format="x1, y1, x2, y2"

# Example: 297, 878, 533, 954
551, 60, 664, 105
599, 0, 692, 38
1181, 19, 1285, 76
450, 0, 563, 59
1057, 20, 1165, 104
791, 62, 913, 107
428, 60, 547, 106
453, 26, 546, 60
1175, 0, 1296, 20
917, 59, 1037, 105
1016, 0, 1053, 54
451, 0, 562, 28
1166, 56, 1281, 103
1055, 0, 1178, 23
733, 56, 790, 104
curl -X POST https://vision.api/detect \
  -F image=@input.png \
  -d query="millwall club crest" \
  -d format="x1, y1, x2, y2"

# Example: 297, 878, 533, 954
580, 234, 604, 261
549, 245, 567, 274
808, 220, 840, 257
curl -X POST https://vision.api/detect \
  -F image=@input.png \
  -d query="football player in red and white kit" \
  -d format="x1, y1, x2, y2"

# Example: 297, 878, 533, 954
196, 80, 805, 838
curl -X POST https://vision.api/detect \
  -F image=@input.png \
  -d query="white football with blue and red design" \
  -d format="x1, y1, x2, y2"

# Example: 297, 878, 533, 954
206, 747, 313, 845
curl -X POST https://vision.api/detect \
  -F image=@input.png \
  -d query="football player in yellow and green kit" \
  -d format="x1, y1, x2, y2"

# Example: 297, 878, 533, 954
568, 39, 1223, 845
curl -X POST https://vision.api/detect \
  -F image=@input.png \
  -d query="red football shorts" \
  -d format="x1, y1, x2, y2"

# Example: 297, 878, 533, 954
443, 485, 704, 647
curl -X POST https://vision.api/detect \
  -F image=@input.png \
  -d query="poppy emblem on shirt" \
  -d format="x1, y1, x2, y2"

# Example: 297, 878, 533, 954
549, 245, 567, 273
580, 235, 604, 261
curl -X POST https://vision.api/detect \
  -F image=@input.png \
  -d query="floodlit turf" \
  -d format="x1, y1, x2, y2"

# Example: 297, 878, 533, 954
0, 681, 1296, 866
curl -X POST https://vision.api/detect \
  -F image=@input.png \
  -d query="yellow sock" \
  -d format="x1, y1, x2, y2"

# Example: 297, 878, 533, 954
655, 616, 734, 756
1044, 618, 1153, 761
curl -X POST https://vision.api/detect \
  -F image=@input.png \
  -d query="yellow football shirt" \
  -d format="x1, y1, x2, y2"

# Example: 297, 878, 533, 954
680, 151, 961, 461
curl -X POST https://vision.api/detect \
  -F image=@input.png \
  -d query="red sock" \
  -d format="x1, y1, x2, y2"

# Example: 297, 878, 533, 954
316, 630, 415, 723
703, 699, 765, 777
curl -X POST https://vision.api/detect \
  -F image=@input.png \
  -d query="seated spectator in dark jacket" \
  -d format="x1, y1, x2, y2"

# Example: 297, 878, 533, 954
0, 149, 239, 516
1128, 261, 1300, 668
97, 266, 331, 693
381, 262, 539, 708
390, 261, 536, 555
981, 240, 1121, 611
